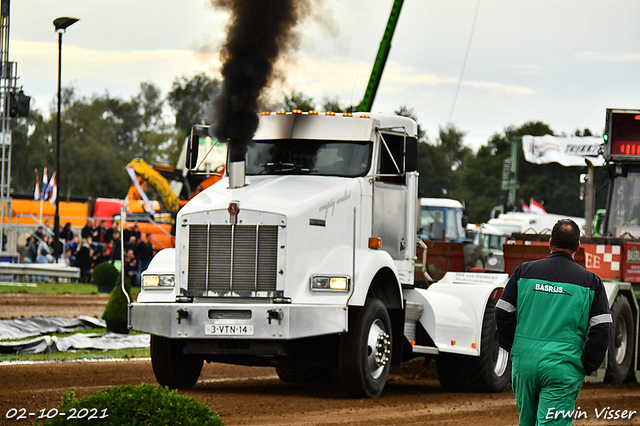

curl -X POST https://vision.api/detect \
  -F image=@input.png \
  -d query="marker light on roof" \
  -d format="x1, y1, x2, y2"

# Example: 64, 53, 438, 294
325, 111, 336, 116
309, 110, 318, 115
276, 110, 286, 115
261, 111, 270, 115
343, 112, 353, 117
292, 109, 302, 114
360, 114, 370, 118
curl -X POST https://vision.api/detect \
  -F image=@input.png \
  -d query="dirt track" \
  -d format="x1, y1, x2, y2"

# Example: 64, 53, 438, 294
1, 293, 639, 426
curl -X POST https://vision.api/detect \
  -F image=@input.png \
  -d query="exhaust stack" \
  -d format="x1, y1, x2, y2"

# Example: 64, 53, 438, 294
228, 160, 246, 189
209, 0, 310, 167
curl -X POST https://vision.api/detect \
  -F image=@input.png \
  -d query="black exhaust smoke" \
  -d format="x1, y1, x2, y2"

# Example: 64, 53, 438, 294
210, 0, 309, 162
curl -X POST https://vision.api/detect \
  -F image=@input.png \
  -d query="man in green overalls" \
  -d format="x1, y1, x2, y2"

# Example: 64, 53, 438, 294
496, 219, 612, 425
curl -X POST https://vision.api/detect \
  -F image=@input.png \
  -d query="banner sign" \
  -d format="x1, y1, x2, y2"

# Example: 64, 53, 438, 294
522, 135, 604, 167
622, 242, 640, 283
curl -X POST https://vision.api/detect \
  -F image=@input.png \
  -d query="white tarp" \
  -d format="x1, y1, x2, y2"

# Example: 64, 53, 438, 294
0, 316, 105, 340
0, 332, 150, 354
522, 135, 604, 167
0, 316, 150, 354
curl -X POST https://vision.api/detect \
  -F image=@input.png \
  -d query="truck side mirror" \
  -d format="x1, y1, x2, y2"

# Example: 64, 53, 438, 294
579, 173, 587, 201
462, 215, 469, 228
186, 133, 199, 170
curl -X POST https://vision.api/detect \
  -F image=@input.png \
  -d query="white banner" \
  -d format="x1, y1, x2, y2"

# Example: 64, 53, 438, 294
522, 135, 604, 167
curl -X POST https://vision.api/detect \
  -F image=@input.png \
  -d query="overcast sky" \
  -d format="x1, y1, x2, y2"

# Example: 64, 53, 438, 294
8, 0, 640, 150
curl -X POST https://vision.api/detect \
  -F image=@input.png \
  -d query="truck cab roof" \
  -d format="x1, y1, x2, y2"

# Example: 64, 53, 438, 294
420, 198, 464, 209
253, 111, 418, 141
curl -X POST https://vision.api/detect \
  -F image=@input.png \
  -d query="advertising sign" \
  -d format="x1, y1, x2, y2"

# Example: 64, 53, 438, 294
622, 242, 640, 283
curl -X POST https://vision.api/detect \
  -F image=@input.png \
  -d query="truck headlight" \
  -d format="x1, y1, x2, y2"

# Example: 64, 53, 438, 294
310, 276, 350, 292
142, 274, 175, 288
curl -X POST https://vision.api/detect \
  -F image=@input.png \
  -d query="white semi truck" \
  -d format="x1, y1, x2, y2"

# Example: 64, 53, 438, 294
130, 111, 510, 398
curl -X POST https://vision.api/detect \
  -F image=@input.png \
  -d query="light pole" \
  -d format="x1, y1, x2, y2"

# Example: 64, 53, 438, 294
53, 17, 78, 260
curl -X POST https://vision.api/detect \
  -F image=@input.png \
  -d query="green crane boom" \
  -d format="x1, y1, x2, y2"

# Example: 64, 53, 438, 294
358, 0, 405, 112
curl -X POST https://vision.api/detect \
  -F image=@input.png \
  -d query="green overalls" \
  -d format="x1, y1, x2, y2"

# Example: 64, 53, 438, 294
496, 252, 612, 426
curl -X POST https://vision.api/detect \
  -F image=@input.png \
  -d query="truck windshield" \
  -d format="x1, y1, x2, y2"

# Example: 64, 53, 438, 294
607, 171, 640, 236
245, 139, 372, 177
420, 207, 465, 241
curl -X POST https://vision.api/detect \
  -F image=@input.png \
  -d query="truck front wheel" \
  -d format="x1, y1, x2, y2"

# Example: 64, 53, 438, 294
150, 335, 204, 389
605, 295, 634, 383
339, 299, 392, 398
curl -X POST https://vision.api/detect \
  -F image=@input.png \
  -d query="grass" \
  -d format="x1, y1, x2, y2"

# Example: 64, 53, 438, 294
0, 280, 141, 296
0, 348, 150, 362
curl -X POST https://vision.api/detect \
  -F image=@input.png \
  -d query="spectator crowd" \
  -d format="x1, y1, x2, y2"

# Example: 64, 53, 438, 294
23, 218, 156, 285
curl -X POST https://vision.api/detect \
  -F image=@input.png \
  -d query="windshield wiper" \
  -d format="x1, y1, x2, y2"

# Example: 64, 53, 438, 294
259, 161, 317, 174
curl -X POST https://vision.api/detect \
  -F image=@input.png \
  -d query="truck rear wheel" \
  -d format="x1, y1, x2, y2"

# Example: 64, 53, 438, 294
605, 295, 634, 383
150, 335, 203, 389
339, 299, 392, 398
436, 298, 511, 392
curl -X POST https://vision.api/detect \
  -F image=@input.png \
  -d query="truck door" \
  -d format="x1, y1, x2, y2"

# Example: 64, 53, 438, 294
372, 129, 417, 262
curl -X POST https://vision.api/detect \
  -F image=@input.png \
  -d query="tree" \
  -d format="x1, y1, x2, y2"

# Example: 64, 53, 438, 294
394, 106, 461, 197
395, 106, 426, 140
55, 90, 138, 198
10, 85, 177, 200
321, 97, 359, 113
439, 124, 471, 171
452, 136, 508, 222
135, 82, 173, 163
167, 72, 221, 141
282, 90, 315, 111
417, 142, 457, 197
9, 108, 50, 195
574, 128, 594, 137
451, 122, 552, 222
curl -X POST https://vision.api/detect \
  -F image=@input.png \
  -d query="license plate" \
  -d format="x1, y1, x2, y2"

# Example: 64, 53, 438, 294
205, 324, 255, 336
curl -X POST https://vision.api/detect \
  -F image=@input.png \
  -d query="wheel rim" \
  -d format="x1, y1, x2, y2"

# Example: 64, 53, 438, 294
494, 347, 509, 377
366, 318, 391, 380
614, 315, 628, 365
490, 327, 509, 377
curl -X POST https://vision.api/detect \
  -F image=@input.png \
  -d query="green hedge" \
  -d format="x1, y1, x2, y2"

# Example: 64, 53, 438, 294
101, 276, 131, 324
92, 262, 120, 289
38, 383, 223, 426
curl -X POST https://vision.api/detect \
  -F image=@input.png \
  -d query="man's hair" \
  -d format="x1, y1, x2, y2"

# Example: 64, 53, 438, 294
551, 219, 580, 252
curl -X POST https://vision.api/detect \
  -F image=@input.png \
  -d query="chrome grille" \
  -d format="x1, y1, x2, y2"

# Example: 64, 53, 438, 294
187, 224, 278, 296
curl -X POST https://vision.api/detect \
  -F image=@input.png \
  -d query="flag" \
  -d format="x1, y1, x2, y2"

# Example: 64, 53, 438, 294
48, 173, 57, 204
520, 199, 531, 213
530, 198, 547, 214
42, 167, 49, 200
34, 169, 40, 201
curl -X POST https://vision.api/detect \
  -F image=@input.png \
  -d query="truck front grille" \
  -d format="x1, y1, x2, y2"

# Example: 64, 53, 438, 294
187, 224, 278, 297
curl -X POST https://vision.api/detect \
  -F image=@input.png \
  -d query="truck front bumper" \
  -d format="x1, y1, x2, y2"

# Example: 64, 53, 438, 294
130, 302, 348, 340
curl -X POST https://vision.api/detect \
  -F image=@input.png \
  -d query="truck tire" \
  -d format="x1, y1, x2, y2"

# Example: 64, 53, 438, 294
150, 335, 203, 389
436, 298, 511, 392
604, 295, 634, 383
339, 299, 392, 398
463, 243, 486, 271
